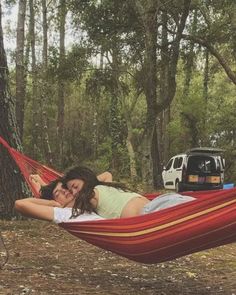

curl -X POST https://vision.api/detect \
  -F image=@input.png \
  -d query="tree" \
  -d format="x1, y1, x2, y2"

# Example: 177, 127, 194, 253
41, 0, 53, 164
0, 2, 25, 218
134, 0, 160, 188
15, 0, 27, 140
29, 0, 40, 158
57, 0, 67, 166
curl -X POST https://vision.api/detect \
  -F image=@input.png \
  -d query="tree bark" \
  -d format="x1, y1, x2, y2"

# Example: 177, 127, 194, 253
159, 8, 169, 169
135, 0, 160, 187
182, 10, 197, 100
157, 0, 192, 112
42, 0, 48, 69
109, 42, 124, 173
122, 96, 138, 181
57, 0, 67, 167
202, 48, 209, 145
15, 0, 27, 141
0, 3, 25, 218
29, 0, 39, 157
41, 0, 53, 165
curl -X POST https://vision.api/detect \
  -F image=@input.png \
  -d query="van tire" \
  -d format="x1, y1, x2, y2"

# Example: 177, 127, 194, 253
175, 180, 182, 193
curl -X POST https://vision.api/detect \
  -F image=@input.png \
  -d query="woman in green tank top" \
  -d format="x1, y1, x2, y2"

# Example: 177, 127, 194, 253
62, 166, 195, 219
62, 166, 149, 219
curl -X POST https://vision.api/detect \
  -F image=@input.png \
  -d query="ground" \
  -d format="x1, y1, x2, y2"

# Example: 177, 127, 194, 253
0, 220, 235, 295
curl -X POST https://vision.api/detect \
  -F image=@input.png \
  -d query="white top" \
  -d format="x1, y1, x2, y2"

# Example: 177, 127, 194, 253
53, 207, 104, 224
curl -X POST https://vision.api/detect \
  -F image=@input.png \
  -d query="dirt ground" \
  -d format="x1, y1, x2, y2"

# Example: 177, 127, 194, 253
0, 220, 235, 295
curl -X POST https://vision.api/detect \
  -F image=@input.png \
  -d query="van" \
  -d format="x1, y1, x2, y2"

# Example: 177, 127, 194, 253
162, 148, 225, 192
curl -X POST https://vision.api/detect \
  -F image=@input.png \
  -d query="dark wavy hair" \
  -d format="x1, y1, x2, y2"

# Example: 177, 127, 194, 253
62, 166, 128, 217
40, 178, 63, 200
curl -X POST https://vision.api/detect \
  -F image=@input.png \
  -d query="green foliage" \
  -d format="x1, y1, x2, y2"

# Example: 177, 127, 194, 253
5, 0, 236, 187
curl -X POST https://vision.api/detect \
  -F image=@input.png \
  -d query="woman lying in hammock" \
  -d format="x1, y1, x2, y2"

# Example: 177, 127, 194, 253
62, 166, 196, 219
14, 173, 109, 223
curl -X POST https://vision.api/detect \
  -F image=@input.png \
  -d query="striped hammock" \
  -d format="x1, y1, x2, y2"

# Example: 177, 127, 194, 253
1, 136, 236, 264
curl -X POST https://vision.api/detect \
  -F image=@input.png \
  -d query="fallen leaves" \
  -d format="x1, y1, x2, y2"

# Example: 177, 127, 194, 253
0, 219, 235, 295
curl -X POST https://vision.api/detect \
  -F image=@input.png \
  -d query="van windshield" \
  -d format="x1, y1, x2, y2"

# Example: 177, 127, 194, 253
187, 156, 217, 174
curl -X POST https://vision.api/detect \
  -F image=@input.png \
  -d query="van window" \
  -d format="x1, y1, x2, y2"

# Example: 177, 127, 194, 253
166, 159, 173, 170
173, 157, 183, 169
187, 156, 216, 173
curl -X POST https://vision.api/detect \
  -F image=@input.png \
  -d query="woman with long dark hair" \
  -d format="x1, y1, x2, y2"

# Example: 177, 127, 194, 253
63, 166, 195, 219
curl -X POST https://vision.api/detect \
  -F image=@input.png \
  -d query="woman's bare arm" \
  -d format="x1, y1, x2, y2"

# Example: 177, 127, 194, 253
97, 171, 112, 182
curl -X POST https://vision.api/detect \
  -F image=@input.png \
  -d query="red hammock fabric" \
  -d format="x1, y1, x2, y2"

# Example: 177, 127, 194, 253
1, 136, 236, 264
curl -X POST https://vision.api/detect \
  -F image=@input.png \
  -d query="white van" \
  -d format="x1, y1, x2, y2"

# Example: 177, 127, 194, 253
162, 148, 225, 192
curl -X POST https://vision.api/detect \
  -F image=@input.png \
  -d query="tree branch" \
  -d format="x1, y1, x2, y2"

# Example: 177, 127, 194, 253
182, 34, 236, 85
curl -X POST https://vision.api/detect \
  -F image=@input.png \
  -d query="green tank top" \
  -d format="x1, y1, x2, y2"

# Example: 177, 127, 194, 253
95, 185, 141, 218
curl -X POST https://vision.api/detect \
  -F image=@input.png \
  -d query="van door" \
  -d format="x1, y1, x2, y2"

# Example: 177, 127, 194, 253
172, 156, 184, 186
162, 158, 174, 189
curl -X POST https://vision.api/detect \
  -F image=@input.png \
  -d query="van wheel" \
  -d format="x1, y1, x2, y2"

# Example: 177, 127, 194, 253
175, 180, 182, 192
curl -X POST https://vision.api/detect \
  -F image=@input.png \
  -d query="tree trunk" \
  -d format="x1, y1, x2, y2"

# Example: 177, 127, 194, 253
109, 43, 123, 173
41, 0, 53, 164
124, 111, 138, 182
135, 0, 159, 187
159, 8, 169, 179
182, 9, 197, 101
163, 106, 170, 164
29, 0, 39, 158
157, 0, 192, 113
15, 0, 27, 141
202, 48, 209, 145
57, 0, 66, 167
152, 119, 162, 189
42, 0, 48, 68
0, 3, 25, 219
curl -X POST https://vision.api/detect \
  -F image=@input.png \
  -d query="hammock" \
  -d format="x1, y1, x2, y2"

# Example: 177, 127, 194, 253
1, 136, 236, 264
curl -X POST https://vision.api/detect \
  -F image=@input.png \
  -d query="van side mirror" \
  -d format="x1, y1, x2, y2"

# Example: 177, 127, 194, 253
163, 166, 166, 171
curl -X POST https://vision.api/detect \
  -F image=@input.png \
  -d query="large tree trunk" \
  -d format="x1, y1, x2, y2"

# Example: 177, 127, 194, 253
42, 0, 48, 68
181, 9, 198, 147
29, 0, 39, 157
158, 0, 191, 161
15, 0, 27, 141
135, 0, 160, 188
0, 3, 25, 219
159, 8, 169, 181
41, 0, 53, 164
57, 0, 66, 167
157, 0, 191, 114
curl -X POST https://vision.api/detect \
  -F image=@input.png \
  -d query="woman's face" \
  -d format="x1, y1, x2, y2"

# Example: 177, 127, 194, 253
66, 179, 85, 196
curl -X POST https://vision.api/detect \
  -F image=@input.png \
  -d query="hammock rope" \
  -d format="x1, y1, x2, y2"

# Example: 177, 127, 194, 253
0, 136, 236, 264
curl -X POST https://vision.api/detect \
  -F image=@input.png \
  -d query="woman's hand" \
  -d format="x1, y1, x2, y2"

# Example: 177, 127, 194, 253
97, 171, 112, 182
